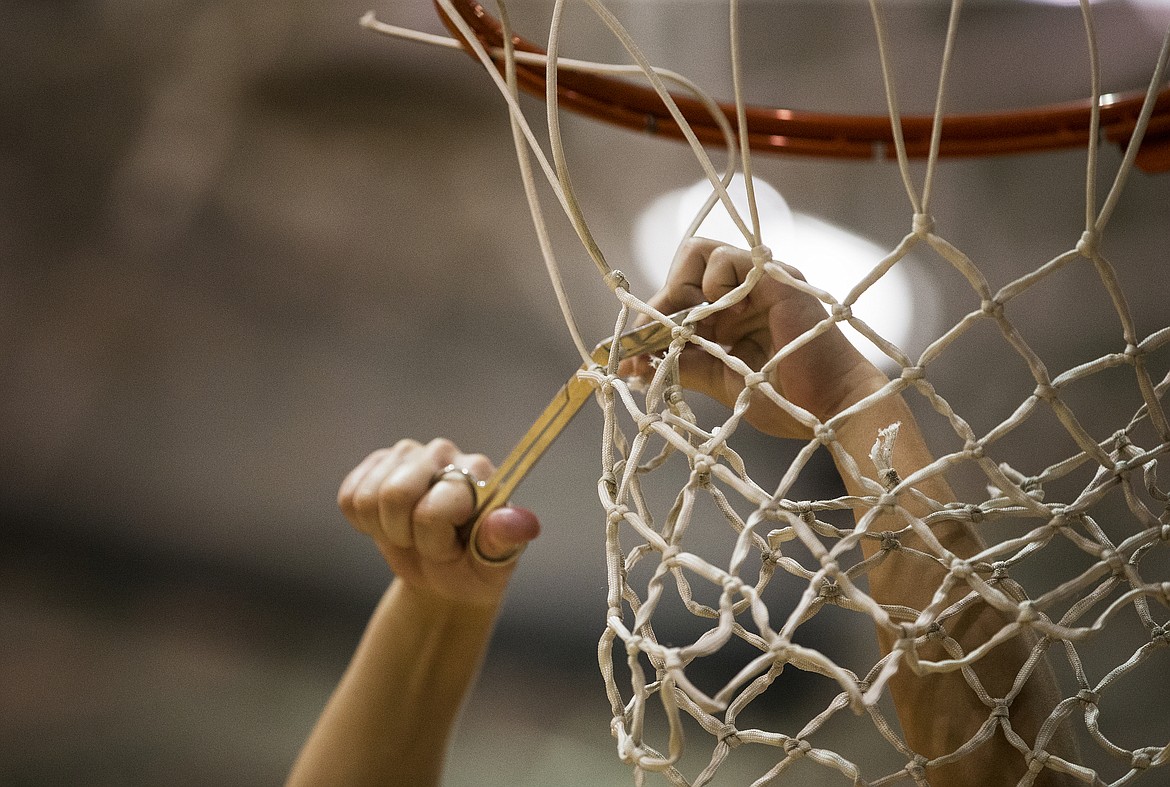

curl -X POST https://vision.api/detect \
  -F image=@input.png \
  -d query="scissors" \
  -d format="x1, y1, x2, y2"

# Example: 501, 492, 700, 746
461, 307, 695, 561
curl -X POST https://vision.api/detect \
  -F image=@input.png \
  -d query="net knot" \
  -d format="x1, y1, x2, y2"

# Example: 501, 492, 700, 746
607, 504, 629, 524
624, 635, 644, 656
1076, 230, 1098, 257
990, 700, 1011, 719
691, 453, 713, 477
671, 323, 695, 342
1132, 748, 1157, 770
831, 303, 852, 322
1099, 548, 1126, 576
742, 371, 768, 389
1021, 476, 1043, 495
907, 754, 929, 778
783, 738, 812, 757
966, 504, 986, 524
769, 640, 792, 661
964, 439, 986, 460
815, 425, 837, 445
751, 244, 773, 266
900, 365, 925, 382
878, 492, 899, 512
1150, 624, 1170, 645
636, 411, 662, 432
880, 531, 902, 552
991, 561, 1010, 581
721, 575, 744, 595
950, 559, 974, 579
604, 269, 630, 291
980, 298, 1004, 318
925, 622, 947, 641
1027, 749, 1051, 773
662, 544, 682, 564
895, 624, 918, 652
664, 384, 686, 405
1124, 343, 1142, 363
1033, 382, 1057, 401
1077, 689, 1100, 705
1016, 600, 1039, 625
717, 724, 743, 748
912, 213, 934, 236
818, 581, 842, 601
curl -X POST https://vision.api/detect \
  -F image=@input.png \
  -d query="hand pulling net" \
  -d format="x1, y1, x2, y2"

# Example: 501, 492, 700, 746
371, 2, 1170, 784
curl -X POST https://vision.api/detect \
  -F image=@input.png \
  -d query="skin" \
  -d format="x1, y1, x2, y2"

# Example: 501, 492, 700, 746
288, 239, 1074, 786
638, 240, 1074, 786
286, 439, 539, 787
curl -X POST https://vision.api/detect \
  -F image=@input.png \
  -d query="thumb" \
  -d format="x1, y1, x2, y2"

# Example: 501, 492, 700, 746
620, 347, 726, 403
674, 344, 734, 406
474, 506, 541, 563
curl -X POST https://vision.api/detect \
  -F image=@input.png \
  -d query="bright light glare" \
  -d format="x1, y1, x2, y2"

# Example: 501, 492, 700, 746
633, 176, 917, 368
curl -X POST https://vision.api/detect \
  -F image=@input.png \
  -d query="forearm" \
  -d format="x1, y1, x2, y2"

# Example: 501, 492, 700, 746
831, 393, 1073, 786
288, 578, 501, 787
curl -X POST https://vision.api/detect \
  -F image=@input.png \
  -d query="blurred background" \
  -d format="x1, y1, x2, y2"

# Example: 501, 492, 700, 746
3, 0, 1170, 784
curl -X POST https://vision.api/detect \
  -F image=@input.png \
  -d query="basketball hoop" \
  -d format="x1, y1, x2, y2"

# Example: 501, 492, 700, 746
438, 0, 1170, 172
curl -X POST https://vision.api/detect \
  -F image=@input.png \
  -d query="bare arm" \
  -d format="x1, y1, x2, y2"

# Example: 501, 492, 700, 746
637, 239, 1074, 786
833, 392, 1073, 786
287, 439, 539, 787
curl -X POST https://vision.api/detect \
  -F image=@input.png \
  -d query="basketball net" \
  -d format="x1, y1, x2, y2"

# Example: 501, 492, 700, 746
369, 2, 1170, 783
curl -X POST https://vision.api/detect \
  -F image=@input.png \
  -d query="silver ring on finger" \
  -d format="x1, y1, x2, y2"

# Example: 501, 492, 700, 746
430, 464, 524, 567
430, 463, 485, 501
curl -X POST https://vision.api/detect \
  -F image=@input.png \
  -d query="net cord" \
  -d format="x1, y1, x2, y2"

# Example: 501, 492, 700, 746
728, 0, 760, 247
363, 7, 742, 364
1080, 0, 1104, 235
572, 0, 755, 244
1097, 25, 1170, 235
369, 2, 1170, 783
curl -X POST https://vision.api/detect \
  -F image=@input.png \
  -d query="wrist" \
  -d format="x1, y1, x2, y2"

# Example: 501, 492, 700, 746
813, 361, 890, 423
390, 576, 505, 620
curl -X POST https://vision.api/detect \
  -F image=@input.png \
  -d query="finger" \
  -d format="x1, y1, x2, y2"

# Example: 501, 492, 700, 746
674, 343, 735, 404
338, 447, 393, 524
347, 447, 412, 537
700, 243, 754, 308
374, 453, 443, 550
475, 506, 540, 563
413, 451, 494, 562
622, 238, 725, 381
647, 237, 724, 315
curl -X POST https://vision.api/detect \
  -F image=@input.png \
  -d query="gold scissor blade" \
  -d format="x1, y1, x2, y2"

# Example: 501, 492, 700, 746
472, 307, 694, 523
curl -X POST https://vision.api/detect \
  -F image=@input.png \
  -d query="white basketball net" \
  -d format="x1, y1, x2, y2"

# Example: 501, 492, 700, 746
372, 1, 1170, 784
